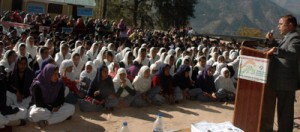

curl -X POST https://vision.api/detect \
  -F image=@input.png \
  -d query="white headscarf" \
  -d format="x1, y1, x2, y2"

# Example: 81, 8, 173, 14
94, 48, 107, 68
157, 48, 166, 57
25, 36, 38, 59
149, 47, 159, 65
80, 61, 97, 81
55, 43, 71, 66
164, 54, 175, 76
214, 68, 236, 94
133, 47, 139, 58
45, 39, 54, 56
121, 51, 132, 69
207, 52, 218, 66
150, 63, 159, 77
132, 66, 151, 93
229, 51, 238, 61
74, 46, 88, 64
116, 47, 131, 62
155, 52, 167, 67
59, 60, 74, 80
36, 47, 51, 69
71, 52, 85, 80
16, 43, 32, 62
134, 48, 149, 66
0, 50, 15, 73
113, 68, 134, 98
87, 42, 99, 61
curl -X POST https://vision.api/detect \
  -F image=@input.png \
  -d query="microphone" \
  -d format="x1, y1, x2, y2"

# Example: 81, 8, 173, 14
265, 29, 274, 48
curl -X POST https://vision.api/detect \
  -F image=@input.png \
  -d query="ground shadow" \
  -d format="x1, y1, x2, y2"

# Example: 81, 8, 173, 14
178, 100, 222, 113
111, 106, 173, 122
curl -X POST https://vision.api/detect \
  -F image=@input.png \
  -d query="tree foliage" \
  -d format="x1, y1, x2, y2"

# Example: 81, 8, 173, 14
95, 0, 196, 30
153, 0, 197, 30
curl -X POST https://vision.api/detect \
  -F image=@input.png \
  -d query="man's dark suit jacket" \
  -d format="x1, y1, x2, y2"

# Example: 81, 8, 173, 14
269, 31, 300, 91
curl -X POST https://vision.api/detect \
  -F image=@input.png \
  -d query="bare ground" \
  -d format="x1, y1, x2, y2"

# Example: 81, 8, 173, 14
12, 91, 300, 132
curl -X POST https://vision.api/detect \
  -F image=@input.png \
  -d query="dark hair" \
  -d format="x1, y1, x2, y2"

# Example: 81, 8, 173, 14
19, 43, 26, 48
7, 50, 16, 59
281, 15, 298, 27
199, 55, 206, 61
106, 51, 114, 57
40, 47, 49, 54
17, 56, 28, 64
72, 53, 80, 58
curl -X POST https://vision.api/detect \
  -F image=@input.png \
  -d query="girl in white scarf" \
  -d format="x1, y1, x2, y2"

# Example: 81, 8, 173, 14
25, 36, 38, 59
44, 39, 55, 57
107, 43, 117, 55
80, 61, 96, 81
157, 48, 166, 57
132, 66, 151, 93
94, 48, 107, 68
16, 43, 33, 64
133, 47, 139, 58
59, 60, 75, 80
86, 42, 99, 61
133, 47, 150, 66
0, 50, 17, 73
35, 47, 51, 70
164, 54, 176, 76
148, 47, 159, 65
120, 51, 133, 69
181, 55, 193, 79
70, 52, 85, 80
214, 68, 236, 94
214, 55, 227, 79
74, 46, 88, 64
55, 43, 71, 66
113, 68, 146, 107
115, 47, 130, 62
155, 52, 167, 68
113, 68, 135, 107
0, 41, 5, 60
206, 52, 218, 66
150, 63, 159, 78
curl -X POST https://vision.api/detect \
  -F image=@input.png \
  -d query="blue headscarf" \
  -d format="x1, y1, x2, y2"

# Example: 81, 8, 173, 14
35, 58, 55, 77
174, 64, 191, 89
30, 64, 63, 104
87, 65, 114, 99
196, 65, 216, 93
155, 64, 173, 91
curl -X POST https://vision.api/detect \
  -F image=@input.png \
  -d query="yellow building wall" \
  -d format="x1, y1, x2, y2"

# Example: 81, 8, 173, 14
21, 1, 72, 17
1, 0, 13, 12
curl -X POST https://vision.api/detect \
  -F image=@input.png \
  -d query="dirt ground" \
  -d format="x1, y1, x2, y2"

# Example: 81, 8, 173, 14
12, 91, 300, 132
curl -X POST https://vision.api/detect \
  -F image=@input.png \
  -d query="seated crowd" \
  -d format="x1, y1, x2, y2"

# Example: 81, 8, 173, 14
0, 11, 240, 128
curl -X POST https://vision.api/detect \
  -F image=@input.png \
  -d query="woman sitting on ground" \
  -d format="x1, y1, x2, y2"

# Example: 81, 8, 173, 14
29, 64, 75, 128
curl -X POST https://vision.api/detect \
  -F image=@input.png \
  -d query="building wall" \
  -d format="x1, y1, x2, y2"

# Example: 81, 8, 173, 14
0, 0, 72, 17
1, 0, 13, 12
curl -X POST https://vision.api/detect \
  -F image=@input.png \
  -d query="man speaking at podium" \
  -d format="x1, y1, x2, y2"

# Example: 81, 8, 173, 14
266, 15, 300, 132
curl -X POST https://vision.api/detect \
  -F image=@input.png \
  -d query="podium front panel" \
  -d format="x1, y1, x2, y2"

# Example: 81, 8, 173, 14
233, 46, 275, 132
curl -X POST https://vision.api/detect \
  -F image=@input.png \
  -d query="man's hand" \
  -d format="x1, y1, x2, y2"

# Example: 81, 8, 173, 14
266, 32, 274, 41
94, 91, 100, 97
265, 47, 277, 55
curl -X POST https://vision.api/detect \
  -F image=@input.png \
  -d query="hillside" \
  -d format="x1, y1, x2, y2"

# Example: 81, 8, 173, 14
190, 0, 294, 35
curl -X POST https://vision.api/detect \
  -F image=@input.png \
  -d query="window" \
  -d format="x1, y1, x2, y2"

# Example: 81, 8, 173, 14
48, 3, 63, 14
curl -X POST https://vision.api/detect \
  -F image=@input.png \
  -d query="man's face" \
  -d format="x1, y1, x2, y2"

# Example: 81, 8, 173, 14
278, 18, 290, 35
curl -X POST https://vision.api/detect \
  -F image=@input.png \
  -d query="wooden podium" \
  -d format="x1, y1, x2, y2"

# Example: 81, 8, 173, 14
233, 42, 276, 132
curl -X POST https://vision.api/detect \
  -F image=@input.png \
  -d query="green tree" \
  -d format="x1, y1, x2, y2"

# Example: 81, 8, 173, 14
154, 0, 197, 30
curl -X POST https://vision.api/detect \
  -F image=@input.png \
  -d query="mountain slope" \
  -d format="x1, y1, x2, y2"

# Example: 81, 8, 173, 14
271, 0, 300, 15
190, 0, 294, 35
